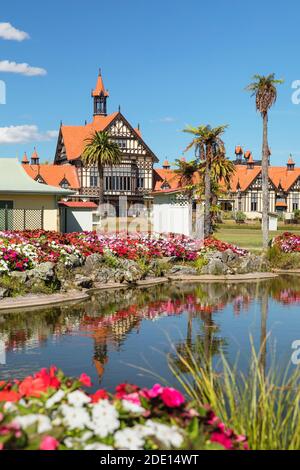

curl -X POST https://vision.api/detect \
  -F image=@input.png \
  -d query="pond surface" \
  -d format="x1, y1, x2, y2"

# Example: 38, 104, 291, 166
0, 276, 300, 391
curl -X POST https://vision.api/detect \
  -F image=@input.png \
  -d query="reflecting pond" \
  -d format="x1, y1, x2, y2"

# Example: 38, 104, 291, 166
1, 276, 300, 391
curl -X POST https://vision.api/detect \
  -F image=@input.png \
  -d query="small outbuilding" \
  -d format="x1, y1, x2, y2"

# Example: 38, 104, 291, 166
59, 201, 98, 233
0, 158, 73, 231
152, 189, 193, 237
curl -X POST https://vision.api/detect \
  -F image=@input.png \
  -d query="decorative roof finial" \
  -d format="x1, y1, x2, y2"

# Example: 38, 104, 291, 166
98, 67, 101, 76
118, 105, 121, 113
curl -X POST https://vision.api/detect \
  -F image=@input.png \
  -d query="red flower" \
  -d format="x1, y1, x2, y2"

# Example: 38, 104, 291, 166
0, 390, 20, 402
115, 383, 139, 399
90, 389, 109, 402
19, 367, 60, 398
79, 373, 92, 387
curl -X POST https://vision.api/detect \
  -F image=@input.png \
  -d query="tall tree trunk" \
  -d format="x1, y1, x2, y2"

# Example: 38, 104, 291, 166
259, 286, 268, 377
262, 112, 269, 250
98, 164, 104, 215
204, 148, 211, 237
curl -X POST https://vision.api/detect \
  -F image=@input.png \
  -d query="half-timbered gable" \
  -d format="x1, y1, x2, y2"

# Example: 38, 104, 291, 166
54, 71, 158, 207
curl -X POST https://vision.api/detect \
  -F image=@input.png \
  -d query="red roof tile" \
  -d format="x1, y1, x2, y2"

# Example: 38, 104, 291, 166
58, 201, 97, 208
92, 72, 109, 97
23, 164, 80, 190
61, 112, 118, 161
22, 152, 29, 164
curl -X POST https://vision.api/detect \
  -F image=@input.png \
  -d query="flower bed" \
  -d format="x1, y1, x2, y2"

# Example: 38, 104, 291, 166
0, 231, 247, 274
0, 367, 248, 450
272, 232, 300, 253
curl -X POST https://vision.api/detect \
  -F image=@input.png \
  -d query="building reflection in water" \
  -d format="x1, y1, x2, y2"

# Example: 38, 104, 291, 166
1, 275, 300, 381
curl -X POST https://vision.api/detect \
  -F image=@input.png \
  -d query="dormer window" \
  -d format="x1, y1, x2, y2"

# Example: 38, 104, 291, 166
60, 178, 70, 189
35, 175, 46, 184
161, 180, 170, 190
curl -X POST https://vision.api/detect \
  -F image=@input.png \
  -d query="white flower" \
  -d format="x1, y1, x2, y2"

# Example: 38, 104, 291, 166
3, 402, 17, 412
88, 399, 120, 438
14, 414, 52, 434
121, 399, 145, 414
84, 443, 114, 450
114, 427, 145, 450
67, 390, 91, 407
60, 404, 91, 430
143, 420, 183, 449
46, 390, 65, 409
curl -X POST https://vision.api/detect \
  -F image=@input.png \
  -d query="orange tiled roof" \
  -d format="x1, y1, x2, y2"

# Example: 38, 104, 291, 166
244, 150, 251, 159
23, 164, 80, 190
92, 72, 109, 97
31, 148, 39, 160
59, 201, 97, 208
153, 162, 300, 194
22, 152, 29, 164
235, 146, 243, 155
61, 112, 118, 161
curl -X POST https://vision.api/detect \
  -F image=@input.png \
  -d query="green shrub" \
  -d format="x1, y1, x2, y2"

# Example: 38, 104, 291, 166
267, 245, 300, 269
235, 211, 246, 223
194, 256, 208, 273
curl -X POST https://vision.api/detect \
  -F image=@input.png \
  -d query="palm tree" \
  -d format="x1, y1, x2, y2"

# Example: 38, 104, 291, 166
246, 74, 283, 249
183, 125, 228, 237
82, 131, 122, 210
174, 158, 198, 199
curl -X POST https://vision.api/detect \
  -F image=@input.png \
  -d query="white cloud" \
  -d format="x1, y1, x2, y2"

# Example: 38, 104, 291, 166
0, 125, 58, 144
0, 60, 47, 76
0, 22, 29, 41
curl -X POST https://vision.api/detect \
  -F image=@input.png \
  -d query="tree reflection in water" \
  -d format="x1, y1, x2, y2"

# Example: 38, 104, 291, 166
1, 275, 300, 383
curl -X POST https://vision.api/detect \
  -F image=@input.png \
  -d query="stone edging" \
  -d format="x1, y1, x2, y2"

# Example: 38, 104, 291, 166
0, 272, 279, 313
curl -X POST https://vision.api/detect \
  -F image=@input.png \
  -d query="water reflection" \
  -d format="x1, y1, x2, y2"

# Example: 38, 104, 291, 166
0, 276, 300, 390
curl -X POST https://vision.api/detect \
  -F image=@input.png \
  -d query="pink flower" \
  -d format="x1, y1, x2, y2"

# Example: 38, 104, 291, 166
40, 436, 59, 451
161, 387, 185, 408
210, 431, 233, 450
79, 373, 92, 387
146, 383, 163, 399
122, 392, 141, 405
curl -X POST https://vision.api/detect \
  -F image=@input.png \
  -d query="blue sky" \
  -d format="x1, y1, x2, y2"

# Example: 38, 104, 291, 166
1, 0, 300, 166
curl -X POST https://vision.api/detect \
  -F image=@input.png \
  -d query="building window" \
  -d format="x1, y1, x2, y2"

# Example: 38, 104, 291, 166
60, 178, 70, 189
117, 139, 127, 150
90, 175, 98, 187
251, 193, 258, 211
292, 194, 298, 211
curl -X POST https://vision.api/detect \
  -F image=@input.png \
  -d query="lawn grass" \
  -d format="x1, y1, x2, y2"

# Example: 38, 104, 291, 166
215, 224, 300, 250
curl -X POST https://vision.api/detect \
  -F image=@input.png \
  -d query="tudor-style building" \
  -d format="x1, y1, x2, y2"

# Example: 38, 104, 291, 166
54, 71, 158, 211
152, 150, 300, 219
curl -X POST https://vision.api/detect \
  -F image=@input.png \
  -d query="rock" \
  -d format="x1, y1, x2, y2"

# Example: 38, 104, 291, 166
68, 254, 83, 268
0, 287, 9, 299
27, 262, 55, 282
94, 267, 116, 283
202, 258, 227, 275
10, 271, 28, 282
169, 265, 198, 275
83, 254, 104, 274
74, 274, 93, 289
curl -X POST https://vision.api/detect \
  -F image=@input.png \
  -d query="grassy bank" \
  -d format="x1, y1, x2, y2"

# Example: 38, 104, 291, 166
215, 224, 300, 250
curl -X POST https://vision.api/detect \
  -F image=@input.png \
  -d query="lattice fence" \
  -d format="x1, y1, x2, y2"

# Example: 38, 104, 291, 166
0, 208, 44, 231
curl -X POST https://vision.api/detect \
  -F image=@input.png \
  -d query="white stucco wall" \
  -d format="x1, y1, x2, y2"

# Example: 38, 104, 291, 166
153, 194, 192, 236
64, 208, 94, 233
